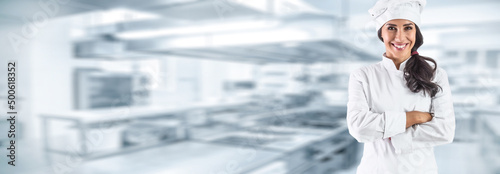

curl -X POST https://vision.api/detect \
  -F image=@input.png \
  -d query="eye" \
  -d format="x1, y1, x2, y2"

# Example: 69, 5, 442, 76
388, 27, 396, 30
405, 26, 413, 30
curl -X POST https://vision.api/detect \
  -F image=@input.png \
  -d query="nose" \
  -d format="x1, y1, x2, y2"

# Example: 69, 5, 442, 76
394, 29, 403, 42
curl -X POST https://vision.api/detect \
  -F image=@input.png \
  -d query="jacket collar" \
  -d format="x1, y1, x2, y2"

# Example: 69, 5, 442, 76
381, 54, 412, 73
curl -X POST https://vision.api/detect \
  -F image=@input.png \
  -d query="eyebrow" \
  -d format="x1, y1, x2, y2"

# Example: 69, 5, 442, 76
386, 23, 414, 27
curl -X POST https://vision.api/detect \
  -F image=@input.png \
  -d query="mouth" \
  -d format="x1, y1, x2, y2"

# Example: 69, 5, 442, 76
391, 43, 409, 51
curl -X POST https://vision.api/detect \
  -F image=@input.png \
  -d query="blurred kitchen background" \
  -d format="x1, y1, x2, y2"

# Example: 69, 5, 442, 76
0, 0, 499, 173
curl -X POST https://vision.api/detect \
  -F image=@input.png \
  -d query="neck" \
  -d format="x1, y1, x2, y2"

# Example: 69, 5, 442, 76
384, 53, 410, 70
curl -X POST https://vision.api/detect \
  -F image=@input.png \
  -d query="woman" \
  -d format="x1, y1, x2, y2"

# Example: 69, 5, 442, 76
346, 0, 456, 173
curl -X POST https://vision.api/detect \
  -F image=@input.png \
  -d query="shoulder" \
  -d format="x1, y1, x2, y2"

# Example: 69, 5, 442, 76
433, 66, 449, 83
422, 58, 448, 82
435, 67, 447, 76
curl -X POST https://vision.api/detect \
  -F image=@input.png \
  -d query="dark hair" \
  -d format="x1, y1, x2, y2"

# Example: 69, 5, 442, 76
377, 25, 442, 97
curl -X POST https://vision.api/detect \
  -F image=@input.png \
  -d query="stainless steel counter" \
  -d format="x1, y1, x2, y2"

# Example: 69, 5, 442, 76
71, 122, 351, 174
194, 123, 349, 152
39, 101, 250, 157
40, 103, 355, 174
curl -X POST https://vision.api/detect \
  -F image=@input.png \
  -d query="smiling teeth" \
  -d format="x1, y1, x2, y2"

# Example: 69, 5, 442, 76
394, 44, 406, 49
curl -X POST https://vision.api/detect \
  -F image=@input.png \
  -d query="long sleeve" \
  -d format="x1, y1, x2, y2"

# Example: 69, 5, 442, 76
346, 70, 407, 143
390, 68, 456, 154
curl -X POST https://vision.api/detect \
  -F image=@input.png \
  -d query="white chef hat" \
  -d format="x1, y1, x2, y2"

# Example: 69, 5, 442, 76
369, 0, 426, 31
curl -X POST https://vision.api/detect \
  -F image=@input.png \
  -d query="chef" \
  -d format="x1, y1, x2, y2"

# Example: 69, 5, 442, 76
346, 0, 456, 173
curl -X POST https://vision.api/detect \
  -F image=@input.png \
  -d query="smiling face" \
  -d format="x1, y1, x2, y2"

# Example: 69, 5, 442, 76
380, 19, 416, 60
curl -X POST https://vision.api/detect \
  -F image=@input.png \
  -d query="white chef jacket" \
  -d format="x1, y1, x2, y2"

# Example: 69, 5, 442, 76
346, 55, 455, 174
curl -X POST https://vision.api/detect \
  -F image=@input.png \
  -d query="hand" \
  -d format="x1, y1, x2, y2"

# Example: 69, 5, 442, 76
405, 111, 432, 128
